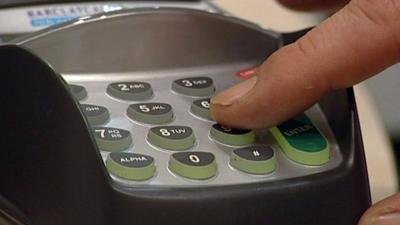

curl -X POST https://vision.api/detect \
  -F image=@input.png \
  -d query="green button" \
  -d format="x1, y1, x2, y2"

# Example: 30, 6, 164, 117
210, 124, 255, 146
106, 152, 155, 181
270, 114, 329, 166
93, 127, 132, 152
190, 98, 213, 121
169, 152, 217, 180
107, 82, 153, 101
172, 77, 215, 97
81, 104, 109, 125
147, 126, 195, 151
230, 145, 276, 175
127, 103, 173, 124
69, 84, 87, 101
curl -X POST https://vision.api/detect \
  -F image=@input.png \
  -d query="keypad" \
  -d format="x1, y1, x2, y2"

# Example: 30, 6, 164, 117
71, 74, 336, 187
127, 103, 173, 124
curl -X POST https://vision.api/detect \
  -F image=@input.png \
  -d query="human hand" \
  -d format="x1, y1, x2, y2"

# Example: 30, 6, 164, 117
211, 1, 400, 224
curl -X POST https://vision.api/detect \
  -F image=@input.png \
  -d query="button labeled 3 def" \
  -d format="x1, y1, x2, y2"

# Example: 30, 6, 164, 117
172, 77, 215, 97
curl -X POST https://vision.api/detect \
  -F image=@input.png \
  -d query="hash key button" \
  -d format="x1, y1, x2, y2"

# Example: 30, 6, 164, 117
127, 103, 173, 124
169, 152, 217, 180
230, 145, 276, 175
147, 126, 195, 151
93, 127, 132, 152
81, 104, 109, 125
172, 77, 215, 97
210, 124, 255, 146
270, 114, 329, 166
107, 82, 153, 101
106, 152, 155, 181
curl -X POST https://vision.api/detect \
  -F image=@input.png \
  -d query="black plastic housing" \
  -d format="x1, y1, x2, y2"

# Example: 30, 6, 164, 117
0, 8, 370, 225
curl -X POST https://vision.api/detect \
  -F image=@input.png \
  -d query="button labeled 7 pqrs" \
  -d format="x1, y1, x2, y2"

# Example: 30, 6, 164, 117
93, 127, 132, 152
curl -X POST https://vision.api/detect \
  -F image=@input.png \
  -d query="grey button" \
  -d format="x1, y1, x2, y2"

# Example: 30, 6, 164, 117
230, 145, 276, 175
169, 152, 217, 180
147, 126, 195, 150
81, 104, 109, 125
190, 98, 213, 121
172, 77, 215, 97
127, 103, 173, 124
106, 152, 156, 181
93, 127, 132, 152
69, 84, 87, 101
107, 82, 153, 101
210, 124, 255, 146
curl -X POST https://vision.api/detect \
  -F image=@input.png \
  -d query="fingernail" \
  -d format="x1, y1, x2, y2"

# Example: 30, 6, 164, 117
367, 210, 400, 225
211, 76, 258, 106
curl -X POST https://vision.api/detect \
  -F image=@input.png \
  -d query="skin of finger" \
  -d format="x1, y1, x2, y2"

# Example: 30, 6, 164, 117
277, 0, 349, 11
358, 193, 400, 225
211, 0, 400, 128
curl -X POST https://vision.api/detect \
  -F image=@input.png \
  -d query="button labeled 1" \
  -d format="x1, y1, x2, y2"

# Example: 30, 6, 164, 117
172, 77, 215, 97
230, 145, 275, 174
210, 124, 255, 146
107, 82, 153, 101
169, 152, 217, 180
93, 127, 132, 152
270, 114, 329, 166
106, 152, 155, 181
147, 126, 195, 151
69, 84, 87, 101
127, 103, 173, 124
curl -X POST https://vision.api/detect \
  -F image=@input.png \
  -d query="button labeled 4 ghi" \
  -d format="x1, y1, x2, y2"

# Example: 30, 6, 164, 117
81, 104, 109, 125
107, 82, 153, 101
127, 103, 173, 124
169, 152, 217, 180
93, 127, 132, 152
230, 145, 276, 175
172, 77, 215, 97
106, 152, 155, 181
270, 114, 329, 166
210, 124, 255, 146
147, 126, 195, 151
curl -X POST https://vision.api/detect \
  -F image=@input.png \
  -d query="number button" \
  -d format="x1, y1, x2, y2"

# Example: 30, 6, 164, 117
270, 114, 329, 166
106, 152, 155, 181
93, 127, 132, 152
107, 82, 153, 101
190, 98, 213, 121
147, 126, 195, 151
69, 84, 87, 101
210, 124, 255, 146
81, 104, 109, 125
127, 103, 173, 124
172, 77, 215, 97
169, 152, 217, 180
230, 145, 276, 174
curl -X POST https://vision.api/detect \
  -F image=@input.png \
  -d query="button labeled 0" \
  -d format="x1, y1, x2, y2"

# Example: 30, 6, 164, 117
169, 152, 217, 180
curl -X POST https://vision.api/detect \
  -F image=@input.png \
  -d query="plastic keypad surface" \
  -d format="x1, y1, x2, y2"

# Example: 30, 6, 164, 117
66, 65, 342, 187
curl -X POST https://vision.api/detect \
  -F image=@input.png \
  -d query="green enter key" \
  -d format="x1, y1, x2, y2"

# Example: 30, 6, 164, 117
270, 114, 330, 166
